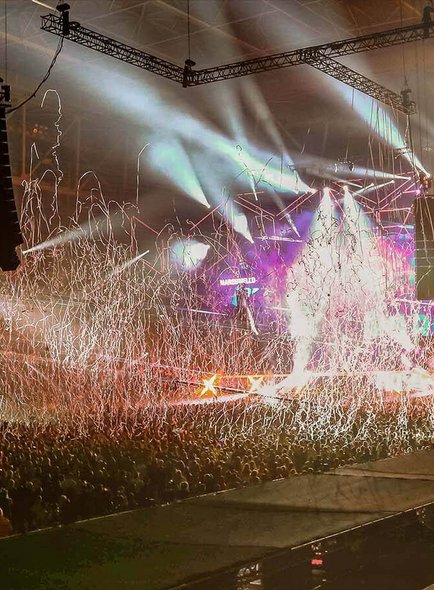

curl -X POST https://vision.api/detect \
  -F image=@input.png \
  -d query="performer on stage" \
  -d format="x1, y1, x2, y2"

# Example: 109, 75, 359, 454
235, 284, 259, 335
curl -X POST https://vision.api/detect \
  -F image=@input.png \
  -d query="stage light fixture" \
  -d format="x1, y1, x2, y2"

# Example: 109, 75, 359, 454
401, 86, 416, 113
56, 2, 70, 36
199, 375, 218, 397
182, 59, 196, 88
171, 239, 210, 270
423, 2, 434, 37
247, 375, 264, 393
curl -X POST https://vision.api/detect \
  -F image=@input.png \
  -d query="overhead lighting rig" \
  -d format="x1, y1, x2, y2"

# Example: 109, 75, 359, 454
41, 4, 184, 83
303, 55, 416, 114
39, 5, 434, 114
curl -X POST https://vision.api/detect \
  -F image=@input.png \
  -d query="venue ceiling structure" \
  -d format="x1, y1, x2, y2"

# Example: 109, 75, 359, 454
41, 7, 434, 112
1, 0, 433, 222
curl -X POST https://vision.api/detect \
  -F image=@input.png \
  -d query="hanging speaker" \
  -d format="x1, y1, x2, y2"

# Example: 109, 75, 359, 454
414, 197, 434, 300
0, 104, 22, 271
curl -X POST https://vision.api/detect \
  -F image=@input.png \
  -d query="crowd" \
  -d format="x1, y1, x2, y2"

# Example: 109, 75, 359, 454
0, 398, 432, 535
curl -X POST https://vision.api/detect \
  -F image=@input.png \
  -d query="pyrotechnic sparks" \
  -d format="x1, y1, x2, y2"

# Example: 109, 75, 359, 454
339, 85, 428, 175
8, 175, 434, 427
0, 87, 433, 454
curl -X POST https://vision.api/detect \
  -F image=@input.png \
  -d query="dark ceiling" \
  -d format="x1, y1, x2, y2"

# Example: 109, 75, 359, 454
2, 0, 434, 230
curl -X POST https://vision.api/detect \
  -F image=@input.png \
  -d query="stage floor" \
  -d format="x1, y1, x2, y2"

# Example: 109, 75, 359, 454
2, 448, 434, 589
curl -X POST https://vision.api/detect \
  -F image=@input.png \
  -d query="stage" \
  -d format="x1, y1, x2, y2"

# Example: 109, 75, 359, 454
182, 367, 434, 401
2, 447, 434, 590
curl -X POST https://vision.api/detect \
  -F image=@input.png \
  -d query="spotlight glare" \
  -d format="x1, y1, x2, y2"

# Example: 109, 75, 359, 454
32, 0, 57, 10
199, 375, 218, 397
247, 375, 264, 393
110, 250, 150, 276
172, 239, 210, 270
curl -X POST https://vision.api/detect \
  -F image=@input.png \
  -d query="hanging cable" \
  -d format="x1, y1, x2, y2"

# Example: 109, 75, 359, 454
182, 0, 195, 88
7, 36, 63, 114
415, 34, 424, 168
4, 0, 7, 84
187, 0, 191, 61
398, 1, 431, 177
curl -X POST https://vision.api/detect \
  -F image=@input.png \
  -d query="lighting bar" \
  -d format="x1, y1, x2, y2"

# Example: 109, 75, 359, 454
40, 13, 184, 82
39, 10, 434, 112
305, 56, 415, 114
189, 22, 434, 86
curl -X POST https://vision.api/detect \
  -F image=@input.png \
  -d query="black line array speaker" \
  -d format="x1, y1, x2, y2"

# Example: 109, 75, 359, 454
0, 104, 22, 271
414, 197, 434, 300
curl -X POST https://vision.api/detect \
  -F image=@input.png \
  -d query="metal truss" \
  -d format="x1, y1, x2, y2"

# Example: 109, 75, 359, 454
40, 11, 434, 113
40, 14, 184, 83
305, 55, 416, 114
187, 21, 434, 86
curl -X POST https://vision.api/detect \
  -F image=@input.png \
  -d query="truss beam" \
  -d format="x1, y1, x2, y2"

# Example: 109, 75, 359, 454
188, 22, 434, 85
40, 13, 184, 83
305, 55, 415, 114
40, 13, 434, 113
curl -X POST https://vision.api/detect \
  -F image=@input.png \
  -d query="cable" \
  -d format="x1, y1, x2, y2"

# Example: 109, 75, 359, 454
399, 0, 407, 87
7, 36, 63, 114
187, 0, 191, 61
4, 0, 7, 84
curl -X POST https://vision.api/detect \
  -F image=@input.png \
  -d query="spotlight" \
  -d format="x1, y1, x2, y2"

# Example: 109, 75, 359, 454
336, 158, 355, 173
423, 2, 434, 38
199, 375, 218, 397
171, 239, 209, 270
401, 86, 416, 113
56, 3, 70, 36
247, 375, 264, 393
182, 59, 196, 88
